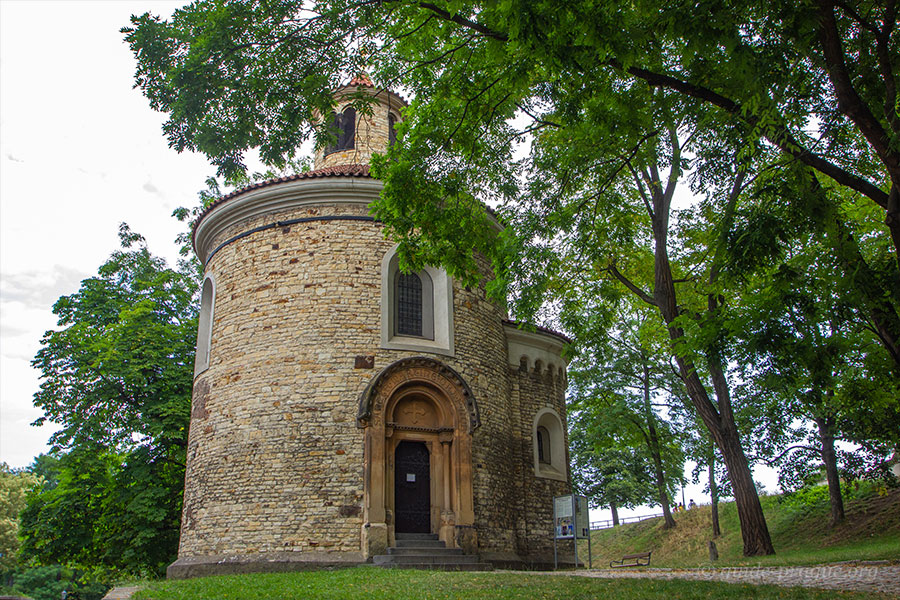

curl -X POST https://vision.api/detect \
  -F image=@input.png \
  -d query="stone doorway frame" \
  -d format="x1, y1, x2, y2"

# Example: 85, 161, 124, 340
357, 357, 480, 557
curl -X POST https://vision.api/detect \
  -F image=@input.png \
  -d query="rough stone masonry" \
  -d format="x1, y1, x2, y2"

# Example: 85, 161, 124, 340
169, 76, 572, 579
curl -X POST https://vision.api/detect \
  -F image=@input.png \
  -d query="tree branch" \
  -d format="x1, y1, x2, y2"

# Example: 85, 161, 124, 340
815, 0, 900, 183
756, 444, 819, 466
416, 2, 508, 41
607, 263, 657, 306
615, 61, 891, 208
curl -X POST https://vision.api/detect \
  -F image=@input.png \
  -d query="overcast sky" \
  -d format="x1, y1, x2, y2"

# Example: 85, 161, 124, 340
0, 0, 215, 468
0, 0, 778, 525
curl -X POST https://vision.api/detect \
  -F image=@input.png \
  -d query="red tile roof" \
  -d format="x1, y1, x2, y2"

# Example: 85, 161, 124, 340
348, 72, 374, 87
339, 72, 408, 106
192, 164, 373, 238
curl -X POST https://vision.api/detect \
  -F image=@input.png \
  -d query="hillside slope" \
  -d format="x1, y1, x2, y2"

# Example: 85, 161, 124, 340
583, 485, 900, 568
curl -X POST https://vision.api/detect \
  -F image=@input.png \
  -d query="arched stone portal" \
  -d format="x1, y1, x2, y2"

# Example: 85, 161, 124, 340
357, 357, 479, 558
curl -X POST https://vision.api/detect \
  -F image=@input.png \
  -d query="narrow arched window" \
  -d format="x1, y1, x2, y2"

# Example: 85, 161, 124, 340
533, 408, 566, 481
388, 113, 397, 147
537, 426, 551, 464
195, 276, 215, 376
381, 248, 446, 351
324, 107, 356, 155
396, 272, 423, 337
341, 107, 356, 150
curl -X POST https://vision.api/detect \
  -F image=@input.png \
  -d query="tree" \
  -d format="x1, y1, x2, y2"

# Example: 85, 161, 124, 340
569, 442, 656, 527
22, 225, 198, 575
0, 464, 39, 571
123, 1, 900, 269
31, 224, 197, 455
567, 305, 686, 529
122, 0, 899, 556
726, 165, 900, 526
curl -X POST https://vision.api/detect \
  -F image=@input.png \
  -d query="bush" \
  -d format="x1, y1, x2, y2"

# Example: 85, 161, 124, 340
778, 479, 893, 517
7, 565, 108, 600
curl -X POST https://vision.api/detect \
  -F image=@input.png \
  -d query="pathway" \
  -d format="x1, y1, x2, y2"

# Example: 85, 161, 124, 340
561, 561, 900, 597
102, 586, 140, 600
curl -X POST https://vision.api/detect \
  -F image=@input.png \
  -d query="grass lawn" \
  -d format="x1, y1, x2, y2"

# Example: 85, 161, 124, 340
132, 567, 889, 600
128, 487, 899, 599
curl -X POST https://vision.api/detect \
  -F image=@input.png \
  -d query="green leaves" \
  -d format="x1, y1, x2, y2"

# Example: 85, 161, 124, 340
32, 228, 197, 454
23, 227, 197, 575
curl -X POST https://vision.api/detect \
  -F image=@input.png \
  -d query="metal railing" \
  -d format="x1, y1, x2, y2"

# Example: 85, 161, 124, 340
590, 512, 663, 530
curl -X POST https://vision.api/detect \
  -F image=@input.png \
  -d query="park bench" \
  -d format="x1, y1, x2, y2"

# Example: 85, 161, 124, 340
609, 551, 651, 568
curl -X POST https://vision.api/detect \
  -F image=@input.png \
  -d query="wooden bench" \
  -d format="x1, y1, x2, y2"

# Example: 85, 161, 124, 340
609, 551, 651, 568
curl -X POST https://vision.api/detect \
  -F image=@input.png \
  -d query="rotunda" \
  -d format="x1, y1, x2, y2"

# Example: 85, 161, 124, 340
169, 75, 571, 578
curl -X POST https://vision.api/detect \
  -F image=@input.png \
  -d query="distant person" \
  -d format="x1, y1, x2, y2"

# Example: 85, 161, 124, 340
677, 502, 684, 512
689, 499, 696, 509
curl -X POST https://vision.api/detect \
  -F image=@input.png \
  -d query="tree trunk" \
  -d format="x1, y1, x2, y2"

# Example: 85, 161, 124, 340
714, 422, 773, 555
643, 363, 676, 529
626, 150, 775, 556
654, 237, 774, 554
814, 414, 845, 526
610, 501, 620, 526
651, 445, 676, 529
709, 454, 721, 538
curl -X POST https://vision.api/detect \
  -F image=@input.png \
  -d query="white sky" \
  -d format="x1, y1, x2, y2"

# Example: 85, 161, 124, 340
0, 0, 214, 468
0, 0, 778, 524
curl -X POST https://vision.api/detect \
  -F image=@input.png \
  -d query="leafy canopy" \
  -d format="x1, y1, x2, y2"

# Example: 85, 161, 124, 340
23, 225, 198, 576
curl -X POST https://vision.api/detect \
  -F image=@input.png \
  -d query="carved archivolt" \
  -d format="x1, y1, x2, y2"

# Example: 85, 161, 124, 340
357, 356, 480, 432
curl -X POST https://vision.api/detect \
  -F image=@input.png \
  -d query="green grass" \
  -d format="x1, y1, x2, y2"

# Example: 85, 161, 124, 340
584, 485, 900, 568
132, 567, 887, 600
126, 485, 898, 599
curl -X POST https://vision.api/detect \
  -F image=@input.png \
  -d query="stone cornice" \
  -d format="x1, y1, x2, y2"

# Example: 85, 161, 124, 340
502, 322, 569, 373
194, 177, 383, 265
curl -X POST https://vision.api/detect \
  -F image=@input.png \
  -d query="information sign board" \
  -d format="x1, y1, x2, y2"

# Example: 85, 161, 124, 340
574, 495, 589, 539
554, 494, 589, 539
552, 494, 592, 569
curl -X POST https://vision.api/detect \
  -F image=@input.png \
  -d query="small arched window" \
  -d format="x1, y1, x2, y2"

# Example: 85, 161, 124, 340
194, 276, 215, 376
381, 245, 452, 355
395, 270, 433, 339
537, 426, 551, 464
396, 272, 422, 336
533, 408, 566, 481
324, 107, 356, 155
388, 113, 397, 147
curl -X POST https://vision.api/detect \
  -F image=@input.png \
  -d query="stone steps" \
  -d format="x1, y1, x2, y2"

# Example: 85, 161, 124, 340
394, 539, 449, 549
372, 533, 493, 571
388, 546, 464, 555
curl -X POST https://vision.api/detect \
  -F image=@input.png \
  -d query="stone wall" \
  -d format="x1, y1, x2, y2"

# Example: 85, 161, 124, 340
178, 191, 568, 571
181, 201, 384, 560
507, 363, 570, 562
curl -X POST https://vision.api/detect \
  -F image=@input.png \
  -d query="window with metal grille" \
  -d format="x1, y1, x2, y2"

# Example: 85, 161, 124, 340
396, 272, 423, 336
388, 113, 397, 147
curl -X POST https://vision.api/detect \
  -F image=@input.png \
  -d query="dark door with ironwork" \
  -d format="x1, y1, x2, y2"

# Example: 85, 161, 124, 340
394, 441, 431, 533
